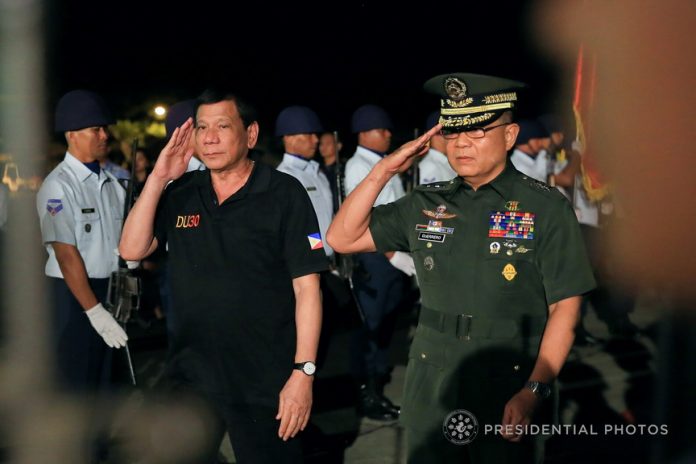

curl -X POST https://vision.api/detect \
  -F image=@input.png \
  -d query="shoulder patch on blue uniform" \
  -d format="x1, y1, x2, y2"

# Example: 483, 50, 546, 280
46, 199, 63, 216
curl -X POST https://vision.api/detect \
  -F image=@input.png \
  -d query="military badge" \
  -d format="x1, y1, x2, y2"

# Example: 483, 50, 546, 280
489, 242, 500, 254
505, 201, 519, 211
516, 246, 533, 254
502, 263, 517, 281
46, 198, 63, 216
424, 256, 435, 271
422, 204, 457, 220
444, 77, 468, 101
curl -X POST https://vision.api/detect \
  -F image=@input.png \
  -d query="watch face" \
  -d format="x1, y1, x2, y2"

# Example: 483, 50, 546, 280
302, 362, 316, 375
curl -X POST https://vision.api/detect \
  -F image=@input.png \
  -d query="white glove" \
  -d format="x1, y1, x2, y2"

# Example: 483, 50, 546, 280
85, 303, 128, 348
389, 251, 416, 276
113, 248, 140, 270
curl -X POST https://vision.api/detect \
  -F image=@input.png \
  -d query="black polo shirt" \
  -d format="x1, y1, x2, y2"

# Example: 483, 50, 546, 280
154, 162, 329, 408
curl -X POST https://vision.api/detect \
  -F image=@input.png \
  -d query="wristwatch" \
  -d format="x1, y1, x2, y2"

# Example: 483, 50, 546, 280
293, 361, 317, 376
525, 381, 551, 399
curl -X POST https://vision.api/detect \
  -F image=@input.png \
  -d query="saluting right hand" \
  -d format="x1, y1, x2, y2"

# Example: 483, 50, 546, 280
378, 123, 442, 175
151, 118, 195, 182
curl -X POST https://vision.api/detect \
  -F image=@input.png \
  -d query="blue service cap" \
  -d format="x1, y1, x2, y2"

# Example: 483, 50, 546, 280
165, 99, 198, 138
54, 90, 114, 132
538, 113, 563, 134
275, 106, 323, 136
425, 110, 440, 132
351, 104, 393, 133
516, 119, 549, 145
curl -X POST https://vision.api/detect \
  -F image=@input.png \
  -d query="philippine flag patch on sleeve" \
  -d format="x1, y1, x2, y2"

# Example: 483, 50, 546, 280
307, 233, 324, 250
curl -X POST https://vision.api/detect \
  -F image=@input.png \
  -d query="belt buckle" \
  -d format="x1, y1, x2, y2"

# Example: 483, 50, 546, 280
456, 315, 472, 340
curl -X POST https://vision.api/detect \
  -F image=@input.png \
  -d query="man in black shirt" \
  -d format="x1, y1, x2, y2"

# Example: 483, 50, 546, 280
120, 90, 327, 463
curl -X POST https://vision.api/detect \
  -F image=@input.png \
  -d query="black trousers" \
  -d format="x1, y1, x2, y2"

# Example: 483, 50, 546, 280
50, 277, 113, 392
167, 386, 304, 464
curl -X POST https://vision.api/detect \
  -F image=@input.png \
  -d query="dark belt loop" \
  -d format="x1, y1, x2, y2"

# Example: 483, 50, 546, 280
438, 312, 446, 332
456, 315, 473, 340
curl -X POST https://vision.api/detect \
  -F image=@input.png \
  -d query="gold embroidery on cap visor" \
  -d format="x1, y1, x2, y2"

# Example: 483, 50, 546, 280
438, 91, 518, 128
439, 113, 495, 128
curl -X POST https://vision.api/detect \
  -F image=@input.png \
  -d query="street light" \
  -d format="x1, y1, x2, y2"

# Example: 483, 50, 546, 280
153, 105, 167, 120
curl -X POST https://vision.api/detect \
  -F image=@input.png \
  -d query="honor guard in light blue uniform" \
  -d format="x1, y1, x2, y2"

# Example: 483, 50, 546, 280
328, 73, 595, 463
275, 105, 334, 258
418, 111, 457, 185
510, 119, 552, 183
343, 104, 415, 421
37, 90, 128, 391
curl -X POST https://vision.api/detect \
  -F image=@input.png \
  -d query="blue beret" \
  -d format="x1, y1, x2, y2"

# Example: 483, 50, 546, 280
425, 110, 440, 132
516, 119, 549, 145
351, 104, 393, 133
275, 106, 323, 136
54, 90, 114, 132
165, 99, 197, 138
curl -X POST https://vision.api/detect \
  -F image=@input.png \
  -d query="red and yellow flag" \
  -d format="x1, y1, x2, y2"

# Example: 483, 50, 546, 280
573, 44, 610, 202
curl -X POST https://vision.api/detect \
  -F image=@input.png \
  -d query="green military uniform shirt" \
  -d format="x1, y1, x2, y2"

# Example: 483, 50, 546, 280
369, 162, 596, 459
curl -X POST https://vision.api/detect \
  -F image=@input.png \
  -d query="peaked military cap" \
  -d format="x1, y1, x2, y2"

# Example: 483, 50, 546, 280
166, 99, 197, 138
423, 73, 526, 129
275, 105, 323, 136
351, 104, 393, 133
54, 90, 114, 132
516, 118, 549, 145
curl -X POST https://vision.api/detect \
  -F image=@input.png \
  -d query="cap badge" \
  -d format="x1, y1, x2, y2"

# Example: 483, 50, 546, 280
444, 77, 468, 101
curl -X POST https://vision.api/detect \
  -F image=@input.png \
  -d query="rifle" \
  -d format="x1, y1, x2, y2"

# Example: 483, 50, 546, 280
332, 132, 365, 324
333, 131, 354, 281
104, 139, 142, 385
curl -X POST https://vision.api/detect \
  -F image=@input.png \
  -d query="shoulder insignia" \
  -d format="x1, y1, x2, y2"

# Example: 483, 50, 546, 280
529, 179, 552, 192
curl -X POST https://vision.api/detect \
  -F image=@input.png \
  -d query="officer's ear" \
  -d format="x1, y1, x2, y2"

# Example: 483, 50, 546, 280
504, 123, 520, 151
246, 121, 259, 149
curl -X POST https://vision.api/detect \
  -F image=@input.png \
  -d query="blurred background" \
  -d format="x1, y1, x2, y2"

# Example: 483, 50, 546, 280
1, 0, 694, 462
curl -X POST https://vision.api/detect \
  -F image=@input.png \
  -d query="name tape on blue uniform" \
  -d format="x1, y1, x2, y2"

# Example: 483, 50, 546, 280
307, 233, 324, 250
46, 199, 63, 216
488, 211, 535, 239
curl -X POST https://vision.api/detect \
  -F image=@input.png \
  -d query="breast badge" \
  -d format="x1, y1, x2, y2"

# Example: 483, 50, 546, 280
422, 204, 457, 219
502, 263, 517, 281
489, 242, 500, 254
424, 256, 435, 271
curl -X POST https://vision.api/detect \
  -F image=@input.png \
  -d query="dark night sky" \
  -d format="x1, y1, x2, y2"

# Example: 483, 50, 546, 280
49, 0, 562, 144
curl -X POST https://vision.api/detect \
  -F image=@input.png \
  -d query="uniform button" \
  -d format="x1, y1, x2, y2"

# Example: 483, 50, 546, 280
426, 242, 432, 248
421, 353, 427, 359
507, 249, 513, 256
513, 364, 520, 371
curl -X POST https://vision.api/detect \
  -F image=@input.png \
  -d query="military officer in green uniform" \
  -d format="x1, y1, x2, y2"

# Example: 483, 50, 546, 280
327, 73, 595, 463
